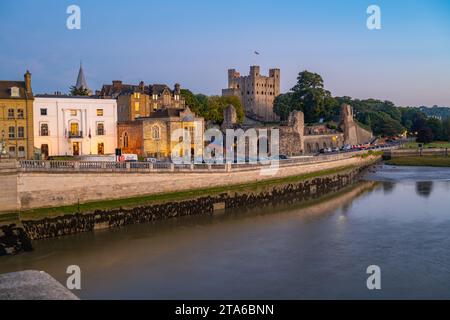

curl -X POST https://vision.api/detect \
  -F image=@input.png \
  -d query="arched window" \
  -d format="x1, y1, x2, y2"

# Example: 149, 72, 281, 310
152, 125, 160, 140
123, 132, 128, 148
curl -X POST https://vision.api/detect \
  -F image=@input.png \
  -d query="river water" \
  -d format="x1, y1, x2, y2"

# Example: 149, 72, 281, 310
1, 165, 450, 299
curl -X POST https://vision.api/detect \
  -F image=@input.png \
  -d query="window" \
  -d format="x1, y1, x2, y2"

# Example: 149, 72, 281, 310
152, 126, 160, 140
134, 102, 140, 112
18, 146, 25, 158
152, 94, 158, 100
97, 123, 105, 135
18, 127, 24, 138
96, 109, 104, 116
133, 93, 140, 99
174, 94, 180, 101
70, 110, 77, 116
8, 109, 14, 119
10, 87, 20, 97
9, 146, 15, 157
153, 103, 158, 110
8, 126, 15, 139
17, 109, 24, 119
40, 123, 49, 136
123, 132, 129, 148
40, 108, 47, 116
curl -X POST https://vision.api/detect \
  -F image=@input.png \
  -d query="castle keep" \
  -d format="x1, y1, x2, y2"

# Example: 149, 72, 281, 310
222, 66, 280, 123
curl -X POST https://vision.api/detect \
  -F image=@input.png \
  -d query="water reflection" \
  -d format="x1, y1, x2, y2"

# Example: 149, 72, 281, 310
416, 181, 434, 198
2, 166, 450, 299
382, 181, 396, 194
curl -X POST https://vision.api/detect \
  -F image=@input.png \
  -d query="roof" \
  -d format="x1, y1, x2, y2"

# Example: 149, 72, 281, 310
0, 81, 31, 99
146, 108, 185, 118
99, 82, 176, 97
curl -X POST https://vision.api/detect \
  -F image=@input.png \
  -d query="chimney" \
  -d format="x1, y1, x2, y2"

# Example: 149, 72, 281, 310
139, 81, 145, 92
24, 70, 32, 94
112, 80, 122, 90
174, 83, 181, 94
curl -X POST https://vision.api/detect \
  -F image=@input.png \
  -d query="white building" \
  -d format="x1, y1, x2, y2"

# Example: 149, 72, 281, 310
33, 95, 117, 158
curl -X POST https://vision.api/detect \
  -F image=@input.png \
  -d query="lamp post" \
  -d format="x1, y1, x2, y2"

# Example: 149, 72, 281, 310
1, 129, 6, 157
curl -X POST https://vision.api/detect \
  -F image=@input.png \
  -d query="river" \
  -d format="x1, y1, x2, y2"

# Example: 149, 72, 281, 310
1, 165, 450, 299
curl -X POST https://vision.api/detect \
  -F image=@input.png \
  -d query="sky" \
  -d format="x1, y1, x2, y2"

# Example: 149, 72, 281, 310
1, 0, 450, 107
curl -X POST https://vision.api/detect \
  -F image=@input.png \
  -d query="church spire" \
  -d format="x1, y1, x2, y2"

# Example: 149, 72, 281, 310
75, 61, 92, 95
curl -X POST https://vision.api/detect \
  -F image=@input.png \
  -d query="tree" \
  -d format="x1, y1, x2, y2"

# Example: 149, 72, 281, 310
70, 85, 89, 96
417, 127, 434, 143
427, 118, 445, 141
180, 90, 244, 124
273, 93, 294, 121
273, 70, 336, 123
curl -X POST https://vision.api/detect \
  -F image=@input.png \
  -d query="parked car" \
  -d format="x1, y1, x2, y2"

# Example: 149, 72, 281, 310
144, 157, 157, 163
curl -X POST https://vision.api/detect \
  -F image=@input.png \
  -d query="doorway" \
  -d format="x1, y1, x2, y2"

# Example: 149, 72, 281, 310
73, 142, 80, 156
97, 143, 104, 155
41, 144, 49, 159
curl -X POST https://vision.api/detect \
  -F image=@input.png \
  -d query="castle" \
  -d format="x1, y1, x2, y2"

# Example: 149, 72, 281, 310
222, 103, 373, 156
222, 66, 280, 123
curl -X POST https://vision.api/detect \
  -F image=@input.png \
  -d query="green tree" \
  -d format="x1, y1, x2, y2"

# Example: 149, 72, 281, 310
180, 90, 244, 124
69, 86, 89, 96
417, 127, 434, 143
427, 118, 445, 141
273, 93, 294, 121
273, 70, 336, 123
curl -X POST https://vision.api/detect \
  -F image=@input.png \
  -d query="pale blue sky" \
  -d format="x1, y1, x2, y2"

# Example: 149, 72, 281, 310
1, 0, 449, 106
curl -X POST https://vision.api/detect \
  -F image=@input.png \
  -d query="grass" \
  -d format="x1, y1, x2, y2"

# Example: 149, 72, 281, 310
385, 156, 450, 167
16, 164, 370, 221
402, 141, 450, 149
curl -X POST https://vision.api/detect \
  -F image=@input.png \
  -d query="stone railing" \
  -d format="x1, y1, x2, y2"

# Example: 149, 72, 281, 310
16, 149, 388, 174
385, 148, 450, 158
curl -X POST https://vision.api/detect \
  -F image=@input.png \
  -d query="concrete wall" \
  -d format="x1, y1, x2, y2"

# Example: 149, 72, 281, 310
0, 161, 18, 212
9, 155, 379, 212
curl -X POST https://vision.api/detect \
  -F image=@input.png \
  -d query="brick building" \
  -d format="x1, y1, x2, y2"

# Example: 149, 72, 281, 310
98, 81, 185, 122
117, 106, 204, 160
0, 71, 34, 159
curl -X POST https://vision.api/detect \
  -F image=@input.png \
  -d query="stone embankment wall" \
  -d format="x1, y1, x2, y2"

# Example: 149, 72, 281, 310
0, 224, 33, 256
13, 156, 378, 211
22, 164, 368, 240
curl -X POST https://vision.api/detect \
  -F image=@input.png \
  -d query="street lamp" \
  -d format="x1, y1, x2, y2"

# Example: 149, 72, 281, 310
1, 130, 7, 156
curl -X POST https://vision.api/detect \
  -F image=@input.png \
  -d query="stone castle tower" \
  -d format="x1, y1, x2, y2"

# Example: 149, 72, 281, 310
222, 66, 280, 123
340, 103, 358, 146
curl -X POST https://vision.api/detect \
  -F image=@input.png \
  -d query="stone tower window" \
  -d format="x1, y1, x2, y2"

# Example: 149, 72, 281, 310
152, 125, 160, 140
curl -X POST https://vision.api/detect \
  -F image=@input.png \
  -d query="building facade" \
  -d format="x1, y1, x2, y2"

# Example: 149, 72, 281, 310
117, 107, 204, 160
98, 81, 185, 122
33, 96, 117, 158
222, 66, 280, 123
0, 71, 34, 159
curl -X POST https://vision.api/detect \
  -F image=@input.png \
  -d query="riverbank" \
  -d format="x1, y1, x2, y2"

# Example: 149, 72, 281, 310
385, 156, 450, 167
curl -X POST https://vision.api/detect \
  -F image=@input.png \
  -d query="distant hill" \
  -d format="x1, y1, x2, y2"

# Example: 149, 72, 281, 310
419, 106, 450, 120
